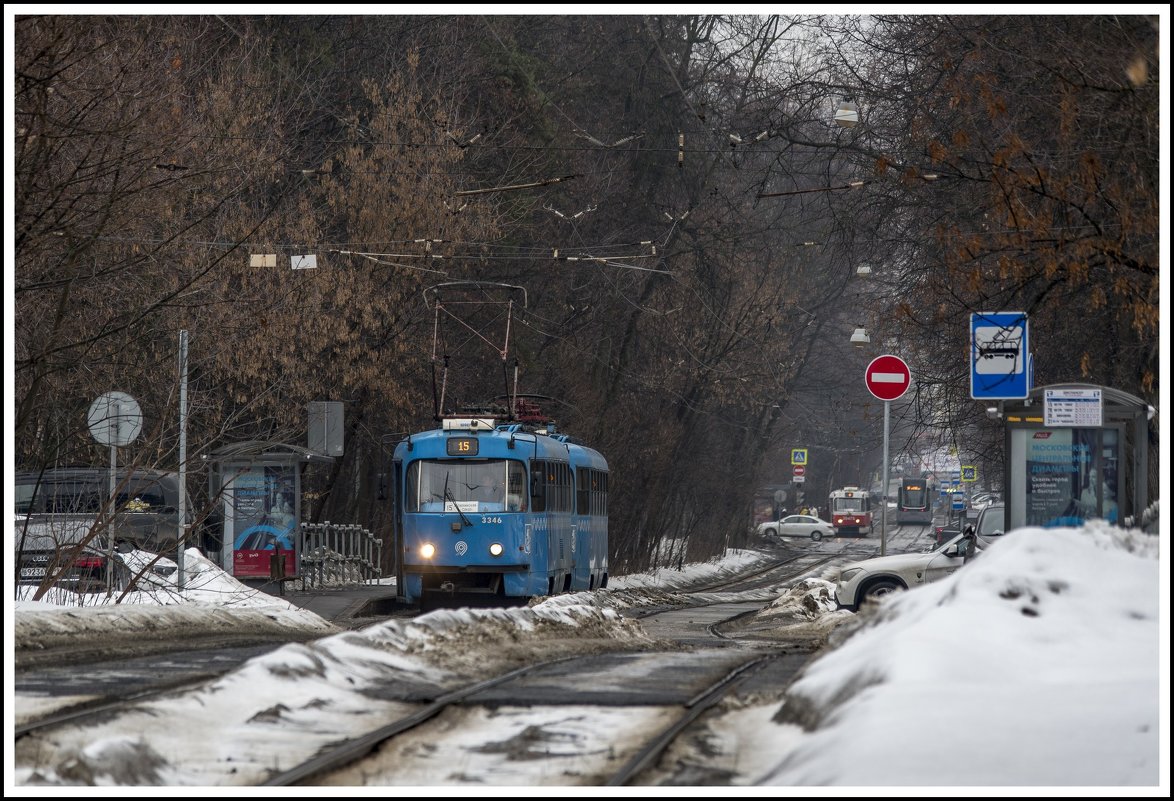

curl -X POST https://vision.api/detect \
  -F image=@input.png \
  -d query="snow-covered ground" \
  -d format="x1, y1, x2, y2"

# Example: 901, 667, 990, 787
7, 521, 1167, 791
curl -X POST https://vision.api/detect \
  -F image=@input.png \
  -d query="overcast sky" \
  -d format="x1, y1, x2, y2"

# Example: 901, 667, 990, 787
8, 518, 1167, 793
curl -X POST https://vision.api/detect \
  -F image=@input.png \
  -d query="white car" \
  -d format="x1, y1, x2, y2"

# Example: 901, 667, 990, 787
834, 531, 978, 612
972, 502, 1006, 548
756, 514, 835, 542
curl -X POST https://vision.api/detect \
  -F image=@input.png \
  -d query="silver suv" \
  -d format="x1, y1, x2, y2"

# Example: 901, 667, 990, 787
834, 531, 978, 612
971, 502, 1005, 548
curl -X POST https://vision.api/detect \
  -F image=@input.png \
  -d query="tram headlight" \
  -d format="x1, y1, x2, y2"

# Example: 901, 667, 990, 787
419, 542, 436, 560
489, 542, 504, 557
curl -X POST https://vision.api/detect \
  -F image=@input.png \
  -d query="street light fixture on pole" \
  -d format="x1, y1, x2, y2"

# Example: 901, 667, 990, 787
835, 97, 859, 128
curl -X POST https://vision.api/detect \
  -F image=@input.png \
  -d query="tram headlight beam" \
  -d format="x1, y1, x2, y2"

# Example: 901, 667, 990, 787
420, 543, 436, 560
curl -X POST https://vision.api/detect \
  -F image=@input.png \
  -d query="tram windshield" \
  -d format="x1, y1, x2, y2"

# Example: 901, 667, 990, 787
900, 485, 928, 507
406, 459, 528, 512
832, 497, 867, 513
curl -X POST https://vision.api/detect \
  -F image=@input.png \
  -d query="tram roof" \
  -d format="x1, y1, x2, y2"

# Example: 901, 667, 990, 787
395, 423, 606, 466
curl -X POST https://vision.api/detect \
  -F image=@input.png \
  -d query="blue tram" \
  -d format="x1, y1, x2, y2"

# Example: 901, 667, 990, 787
895, 477, 934, 525
392, 415, 609, 607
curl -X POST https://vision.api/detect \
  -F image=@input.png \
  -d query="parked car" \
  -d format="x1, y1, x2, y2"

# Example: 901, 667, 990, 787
971, 491, 1000, 508
971, 502, 1006, 548
756, 513, 836, 542
932, 521, 963, 547
14, 467, 220, 554
834, 531, 979, 612
14, 514, 129, 593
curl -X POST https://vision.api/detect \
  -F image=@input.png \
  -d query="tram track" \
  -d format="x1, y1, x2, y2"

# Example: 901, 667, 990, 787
605, 652, 784, 786
15, 537, 886, 786
264, 655, 583, 786
623, 548, 851, 621
259, 552, 839, 787
14, 672, 225, 740
13, 539, 885, 745
265, 626, 805, 786
15, 612, 816, 788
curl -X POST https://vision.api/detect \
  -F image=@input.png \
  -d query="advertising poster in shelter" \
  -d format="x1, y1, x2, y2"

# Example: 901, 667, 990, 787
1023, 428, 1118, 527
230, 465, 296, 578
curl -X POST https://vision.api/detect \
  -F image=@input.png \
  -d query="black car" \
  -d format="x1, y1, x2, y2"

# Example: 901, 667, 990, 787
14, 514, 130, 592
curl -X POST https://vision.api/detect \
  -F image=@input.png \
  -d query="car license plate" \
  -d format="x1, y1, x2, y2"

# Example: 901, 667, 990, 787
20, 566, 47, 579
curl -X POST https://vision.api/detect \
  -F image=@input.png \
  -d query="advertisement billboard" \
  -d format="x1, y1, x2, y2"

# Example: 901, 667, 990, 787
1011, 427, 1119, 528
226, 465, 297, 578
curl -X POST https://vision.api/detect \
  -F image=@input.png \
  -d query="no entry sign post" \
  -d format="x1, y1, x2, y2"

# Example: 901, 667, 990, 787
866, 355, 911, 556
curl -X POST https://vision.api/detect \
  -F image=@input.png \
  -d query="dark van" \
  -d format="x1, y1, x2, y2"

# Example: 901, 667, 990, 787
16, 467, 222, 554
15, 468, 183, 551
15, 467, 228, 591
15, 468, 184, 591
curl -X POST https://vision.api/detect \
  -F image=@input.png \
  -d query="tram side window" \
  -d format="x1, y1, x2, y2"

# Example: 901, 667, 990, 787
554, 463, 569, 512
507, 461, 527, 511
576, 468, 590, 515
531, 460, 575, 512
405, 465, 419, 511
578, 468, 609, 516
530, 460, 547, 513
561, 463, 573, 512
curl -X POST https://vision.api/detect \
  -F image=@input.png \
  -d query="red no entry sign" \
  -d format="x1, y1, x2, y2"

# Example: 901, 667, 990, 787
865, 354, 911, 401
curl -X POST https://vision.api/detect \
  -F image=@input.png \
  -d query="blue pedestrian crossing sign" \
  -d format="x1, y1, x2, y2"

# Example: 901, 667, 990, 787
961, 465, 977, 482
971, 311, 1029, 399
791, 448, 808, 465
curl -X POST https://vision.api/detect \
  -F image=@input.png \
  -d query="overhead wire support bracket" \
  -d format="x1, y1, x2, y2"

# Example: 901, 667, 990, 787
455, 174, 581, 197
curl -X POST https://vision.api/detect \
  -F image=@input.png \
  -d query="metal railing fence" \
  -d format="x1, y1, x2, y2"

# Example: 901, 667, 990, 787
297, 521, 383, 590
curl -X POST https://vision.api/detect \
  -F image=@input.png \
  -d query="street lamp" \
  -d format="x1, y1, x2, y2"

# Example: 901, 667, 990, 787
835, 96, 859, 128
850, 327, 870, 347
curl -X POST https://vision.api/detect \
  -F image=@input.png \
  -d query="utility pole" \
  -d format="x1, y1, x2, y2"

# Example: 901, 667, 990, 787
177, 330, 189, 590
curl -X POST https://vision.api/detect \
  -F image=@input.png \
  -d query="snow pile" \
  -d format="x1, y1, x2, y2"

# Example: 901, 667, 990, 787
763, 522, 1161, 786
14, 548, 337, 654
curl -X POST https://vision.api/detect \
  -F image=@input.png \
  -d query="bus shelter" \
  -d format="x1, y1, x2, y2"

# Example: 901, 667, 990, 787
206, 441, 334, 579
999, 383, 1154, 531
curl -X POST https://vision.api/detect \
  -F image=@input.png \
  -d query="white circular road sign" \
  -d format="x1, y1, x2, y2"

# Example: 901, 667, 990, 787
87, 391, 143, 446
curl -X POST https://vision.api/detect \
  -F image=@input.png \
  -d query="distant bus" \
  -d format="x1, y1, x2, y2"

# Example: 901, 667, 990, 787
895, 477, 934, 525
